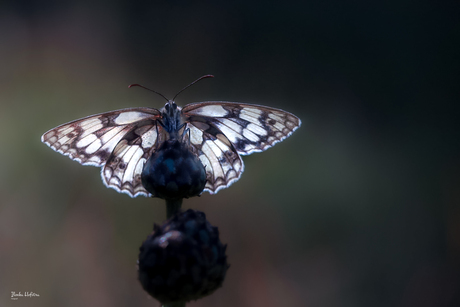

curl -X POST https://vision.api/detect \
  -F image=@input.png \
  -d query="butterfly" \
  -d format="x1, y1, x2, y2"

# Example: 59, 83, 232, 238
41, 75, 301, 198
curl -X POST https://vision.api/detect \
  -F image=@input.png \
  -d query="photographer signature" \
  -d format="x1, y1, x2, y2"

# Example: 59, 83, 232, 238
11, 291, 40, 300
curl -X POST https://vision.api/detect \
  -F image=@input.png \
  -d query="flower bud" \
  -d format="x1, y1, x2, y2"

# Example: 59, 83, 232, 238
138, 209, 228, 304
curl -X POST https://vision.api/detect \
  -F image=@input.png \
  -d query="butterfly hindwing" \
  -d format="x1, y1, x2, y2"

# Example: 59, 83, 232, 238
185, 123, 244, 194
101, 123, 168, 197
182, 102, 301, 155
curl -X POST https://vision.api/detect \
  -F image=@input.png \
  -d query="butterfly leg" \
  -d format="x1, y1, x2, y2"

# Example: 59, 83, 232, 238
180, 126, 192, 146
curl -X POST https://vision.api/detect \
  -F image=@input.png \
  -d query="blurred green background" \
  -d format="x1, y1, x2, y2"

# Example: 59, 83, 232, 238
1, 1, 459, 306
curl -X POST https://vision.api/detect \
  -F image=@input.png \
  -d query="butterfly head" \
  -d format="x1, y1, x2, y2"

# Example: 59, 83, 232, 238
129, 76, 215, 139
160, 100, 183, 137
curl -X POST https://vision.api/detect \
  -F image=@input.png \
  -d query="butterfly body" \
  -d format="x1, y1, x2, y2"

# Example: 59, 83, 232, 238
42, 98, 301, 198
160, 101, 183, 139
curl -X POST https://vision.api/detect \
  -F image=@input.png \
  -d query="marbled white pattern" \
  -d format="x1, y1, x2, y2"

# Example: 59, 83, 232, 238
42, 100, 301, 197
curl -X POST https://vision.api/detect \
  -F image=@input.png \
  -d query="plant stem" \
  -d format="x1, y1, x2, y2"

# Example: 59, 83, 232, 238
163, 198, 185, 307
165, 198, 183, 219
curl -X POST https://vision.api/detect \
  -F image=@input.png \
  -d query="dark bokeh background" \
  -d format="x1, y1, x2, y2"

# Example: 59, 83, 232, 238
1, 1, 460, 306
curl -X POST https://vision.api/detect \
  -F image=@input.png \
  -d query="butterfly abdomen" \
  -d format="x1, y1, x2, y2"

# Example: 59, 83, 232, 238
141, 139, 206, 199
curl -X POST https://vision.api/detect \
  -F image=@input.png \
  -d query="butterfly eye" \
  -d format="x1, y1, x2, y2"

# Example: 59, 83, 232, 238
164, 104, 170, 112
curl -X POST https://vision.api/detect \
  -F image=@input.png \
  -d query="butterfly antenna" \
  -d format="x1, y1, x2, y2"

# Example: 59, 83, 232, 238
128, 84, 169, 102
172, 74, 214, 101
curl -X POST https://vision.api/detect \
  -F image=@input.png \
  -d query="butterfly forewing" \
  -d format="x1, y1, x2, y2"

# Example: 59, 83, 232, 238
182, 102, 301, 155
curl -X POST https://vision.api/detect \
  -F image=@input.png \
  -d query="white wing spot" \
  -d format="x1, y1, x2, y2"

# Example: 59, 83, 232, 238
123, 147, 144, 183
86, 138, 102, 154
48, 136, 58, 144
213, 138, 230, 154
101, 126, 125, 143
218, 118, 243, 133
219, 156, 232, 174
285, 121, 296, 129
189, 105, 228, 117
246, 123, 267, 136
239, 112, 262, 125
268, 113, 284, 122
58, 126, 73, 135
114, 112, 152, 124
241, 107, 263, 116
206, 140, 224, 159
57, 135, 72, 145
213, 122, 239, 143
202, 141, 224, 178
189, 126, 204, 145
227, 169, 237, 179
122, 146, 141, 164
110, 177, 120, 185
76, 134, 98, 148
88, 155, 102, 164
233, 159, 242, 173
100, 127, 131, 154
81, 118, 101, 128
81, 124, 103, 138
273, 122, 284, 131
45, 131, 55, 138
105, 168, 112, 178
141, 128, 158, 148
135, 158, 147, 177
242, 128, 259, 142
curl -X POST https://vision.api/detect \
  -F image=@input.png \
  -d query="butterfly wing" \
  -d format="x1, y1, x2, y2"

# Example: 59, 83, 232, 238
101, 122, 168, 197
182, 101, 301, 193
41, 107, 163, 197
184, 123, 244, 194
